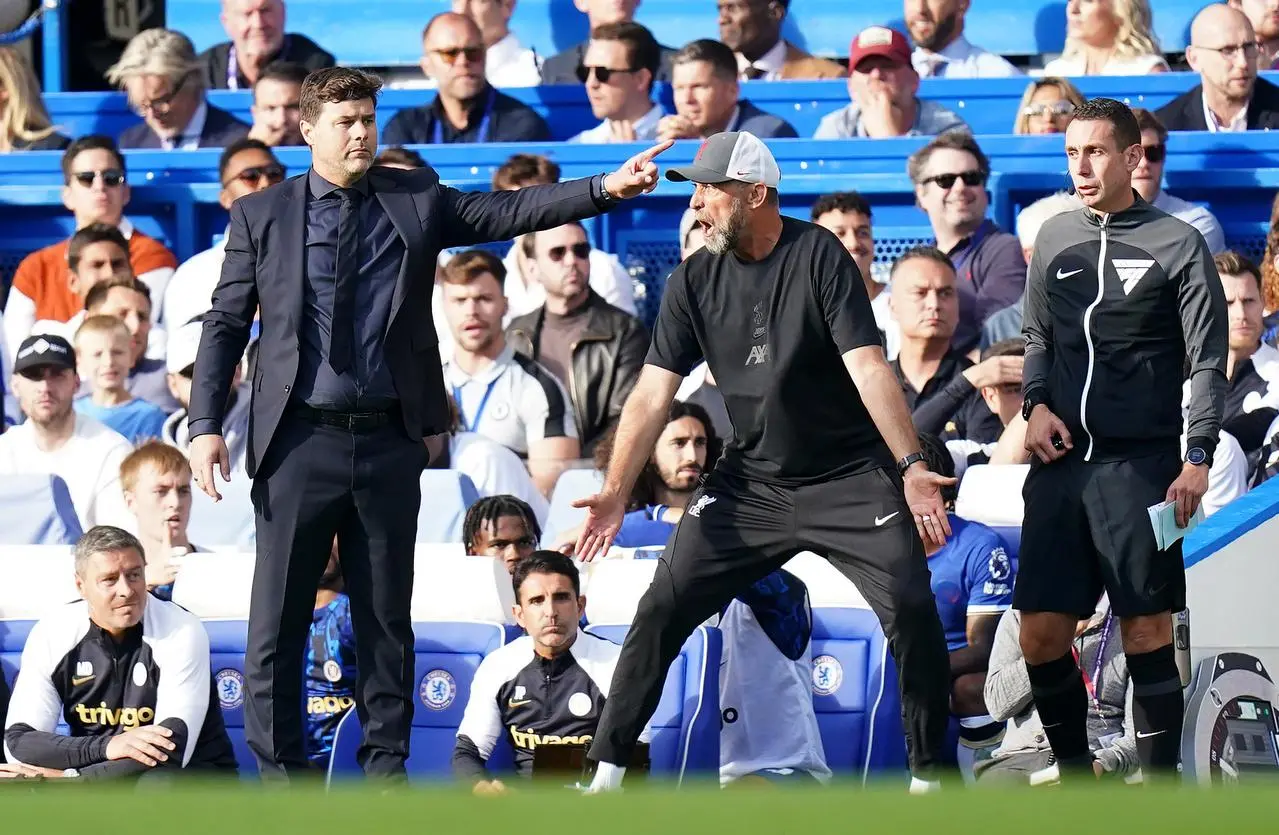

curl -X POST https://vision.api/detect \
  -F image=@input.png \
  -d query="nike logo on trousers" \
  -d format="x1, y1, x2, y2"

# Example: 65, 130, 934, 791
874, 512, 899, 526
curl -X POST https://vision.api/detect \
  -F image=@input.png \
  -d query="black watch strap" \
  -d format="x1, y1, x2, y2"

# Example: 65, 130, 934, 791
897, 452, 926, 477
1022, 389, 1047, 421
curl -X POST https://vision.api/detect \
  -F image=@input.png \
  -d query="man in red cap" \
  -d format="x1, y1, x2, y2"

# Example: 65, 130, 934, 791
814, 26, 968, 139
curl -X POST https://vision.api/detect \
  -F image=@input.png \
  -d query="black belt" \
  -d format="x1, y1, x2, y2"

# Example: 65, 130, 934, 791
289, 403, 400, 432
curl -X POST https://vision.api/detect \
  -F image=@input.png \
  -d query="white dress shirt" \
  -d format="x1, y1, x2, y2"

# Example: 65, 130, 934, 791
161, 100, 207, 150
1151, 191, 1226, 254
735, 39, 788, 81
569, 103, 665, 144
912, 36, 1022, 78
1201, 93, 1250, 133
485, 32, 542, 88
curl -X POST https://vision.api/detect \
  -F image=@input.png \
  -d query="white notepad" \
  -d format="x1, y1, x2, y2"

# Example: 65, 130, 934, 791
1147, 500, 1204, 551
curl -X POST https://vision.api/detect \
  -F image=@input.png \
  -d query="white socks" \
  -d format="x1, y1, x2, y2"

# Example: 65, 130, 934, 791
908, 776, 941, 795
585, 762, 626, 793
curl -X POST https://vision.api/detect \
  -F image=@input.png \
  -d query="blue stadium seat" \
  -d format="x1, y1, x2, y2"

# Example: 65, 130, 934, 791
417, 471, 480, 544
0, 620, 37, 694
0, 475, 81, 545
586, 624, 722, 783
810, 607, 908, 780
541, 468, 604, 547
204, 619, 258, 777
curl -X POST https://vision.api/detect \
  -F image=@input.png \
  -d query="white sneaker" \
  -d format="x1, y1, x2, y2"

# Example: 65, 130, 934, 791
909, 776, 941, 795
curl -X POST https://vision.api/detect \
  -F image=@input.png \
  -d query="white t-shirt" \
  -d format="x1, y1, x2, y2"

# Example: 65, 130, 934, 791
449, 432, 550, 525
1041, 51, 1168, 76
443, 344, 577, 456
164, 235, 227, 329
0, 413, 134, 530
870, 289, 899, 361
1180, 430, 1250, 517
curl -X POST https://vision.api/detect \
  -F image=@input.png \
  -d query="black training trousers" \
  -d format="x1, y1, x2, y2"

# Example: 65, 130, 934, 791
588, 466, 952, 777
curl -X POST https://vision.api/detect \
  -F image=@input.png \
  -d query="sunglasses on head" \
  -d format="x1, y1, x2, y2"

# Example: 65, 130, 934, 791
73, 169, 125, 188
225, 163, 286, 187
547, 242, 591, 262
433, 46, 484, 65
575, 65, 637, 84
924, 170, 985, 189
1142, 143, 1166, 163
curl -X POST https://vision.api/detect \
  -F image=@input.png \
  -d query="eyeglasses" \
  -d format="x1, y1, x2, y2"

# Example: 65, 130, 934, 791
432, 46, 485, 65
72, 169, 126, 188
223, 163, 286, 187
575, 65, 639, 84
1142, 143, 1166, 163
546, 242, 591, 262
1022, 101, 1075, 119
922, 170, 986, 189
1197, 41, 1259, 61
132, 72, 191, 116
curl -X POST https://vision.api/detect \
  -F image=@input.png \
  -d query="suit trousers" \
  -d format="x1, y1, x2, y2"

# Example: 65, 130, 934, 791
246, 413, 426, 778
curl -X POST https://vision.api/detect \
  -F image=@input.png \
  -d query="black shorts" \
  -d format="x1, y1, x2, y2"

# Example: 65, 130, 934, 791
1013, 448, 1185, 618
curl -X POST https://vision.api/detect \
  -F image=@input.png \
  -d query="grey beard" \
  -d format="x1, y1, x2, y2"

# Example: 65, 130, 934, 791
703, 198, 746, 255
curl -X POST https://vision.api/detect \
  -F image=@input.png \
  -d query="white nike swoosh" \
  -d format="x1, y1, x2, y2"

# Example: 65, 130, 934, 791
1056, 268, 1083, 280
1135, 730, 1166, 739
874, 512, 900, 526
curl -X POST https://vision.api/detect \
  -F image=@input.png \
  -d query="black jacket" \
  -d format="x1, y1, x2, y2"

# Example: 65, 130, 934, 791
1155, 77, 1279, 131
380, 88, 551, 145
118, 103, 251, 149
1023, 194, 1228, 461
199, 34, 336, 90
190, 166, 615, 477
507, 291, 648, 454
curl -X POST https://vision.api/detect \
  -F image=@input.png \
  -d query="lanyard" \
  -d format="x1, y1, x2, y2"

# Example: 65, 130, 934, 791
227, 37, 289, 90
1073, 613, 1113, 715
433, 88, 496, 145
452, 377, 499, 433
949, 222, 989, 281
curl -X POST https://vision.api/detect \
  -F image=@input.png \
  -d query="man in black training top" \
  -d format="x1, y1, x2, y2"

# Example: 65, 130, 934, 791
1017, 98, 1227, 782
574, 130, 956, 794
3, 526, 237, 780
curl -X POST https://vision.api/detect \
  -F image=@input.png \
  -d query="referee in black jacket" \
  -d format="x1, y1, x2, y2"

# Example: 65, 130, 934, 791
573, 131, 955, 794
1017, 98, 1227, 782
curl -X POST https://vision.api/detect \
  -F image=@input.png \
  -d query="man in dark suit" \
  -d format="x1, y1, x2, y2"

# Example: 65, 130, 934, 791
188, 66, 669, 780
107, 29, 252, 150
540, 0, 676, 84
658, 39, 799, 141
199, 0, 336, 91
1157, 3, 1279, 132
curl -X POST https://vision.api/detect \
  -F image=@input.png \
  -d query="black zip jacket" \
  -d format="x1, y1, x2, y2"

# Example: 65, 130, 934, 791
1023, 194, 1227, 461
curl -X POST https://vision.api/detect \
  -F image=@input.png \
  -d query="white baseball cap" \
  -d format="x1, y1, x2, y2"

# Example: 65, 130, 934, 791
666, 131, 781, 188
166, 319, 204, 375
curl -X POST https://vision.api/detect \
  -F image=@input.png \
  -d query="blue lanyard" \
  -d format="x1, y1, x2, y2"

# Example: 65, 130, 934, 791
1075, 613, 1113, 714
452, 378, 499, 433
433, 88, 496, 145
227, 37, 290, 90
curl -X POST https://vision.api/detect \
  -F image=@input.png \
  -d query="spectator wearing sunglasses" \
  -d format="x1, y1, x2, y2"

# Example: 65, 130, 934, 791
5, 137, 177, 367
164, 140, 286, 331
570, 22, 666, 144
815, 27, 967, 139
107, 29, 251, 150
381, 13, 550, 146
507, 223, 648, 454
539, 0, 676, 86
909, 131, 1025, 354
249, 61, 306, 146
1157, 3, 1279, 132
1012, 77, 1085, 135
1130, 109, 1226, 254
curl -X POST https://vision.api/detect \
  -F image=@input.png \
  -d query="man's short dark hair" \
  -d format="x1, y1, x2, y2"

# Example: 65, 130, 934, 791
492, 153, 561, 190
1215, 250, 1264, 294
512, 550, 580, 601
520, 220, 586, 259
68, 223, 129, 271
595, 400, 722, 510
218, 137, 275, 182
1070, 97, 1142, 151
463, 495, 542, 555
672, 39, 738, 82
811, 191, 873, 222
1130, 107, 1168, 144
890, 244, 955, 280
907, 130, 990, 186
917, 433, 957, 507
442, 248, 507, 286
255, 60, 309, 92
74, 525, 145, 576
299, 67, 383, 125
591, 21, 661, 93
375, 147, 428, 169
981, 336, 1026, 361
85, 275, 150, 311
61, 135, 126, 185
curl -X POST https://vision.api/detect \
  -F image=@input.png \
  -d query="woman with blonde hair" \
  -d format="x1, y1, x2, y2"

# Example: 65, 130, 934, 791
1259, 192, 1279, 343
1013, 77, 1086, 134
1043, 0, 1168, 76
0, 46, 67, 151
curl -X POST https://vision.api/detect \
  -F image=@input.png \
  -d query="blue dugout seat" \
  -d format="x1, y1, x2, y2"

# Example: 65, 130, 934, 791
0, 474, 81, 546
204, 619, 257, 777
418, 470, 480, 544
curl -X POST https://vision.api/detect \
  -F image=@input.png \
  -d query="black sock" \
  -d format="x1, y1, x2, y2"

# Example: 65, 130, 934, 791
1026, 652, 1093, 775
1126, 644, 1184, 776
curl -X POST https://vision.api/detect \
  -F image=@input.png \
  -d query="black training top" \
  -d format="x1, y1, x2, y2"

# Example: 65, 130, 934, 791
648, 217, 892, 484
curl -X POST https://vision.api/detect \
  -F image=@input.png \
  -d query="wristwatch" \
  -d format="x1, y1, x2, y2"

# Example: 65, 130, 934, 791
1021, 390, 1047, 421
1186, 447, 1210, 467
897, 452, 925, 477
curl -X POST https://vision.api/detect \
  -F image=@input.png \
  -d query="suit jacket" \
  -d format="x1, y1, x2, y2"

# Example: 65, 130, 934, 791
541, 41, 677, 85
780, 42, 846, 80
118, 103, 251, 149
190, 165, 609, 477
1155, 77, 1279, 131
731, 99, 798, 138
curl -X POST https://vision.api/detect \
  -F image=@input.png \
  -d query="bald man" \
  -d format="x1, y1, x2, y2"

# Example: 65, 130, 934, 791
381, 12, 551, 145
1157, 3, 1279, 131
